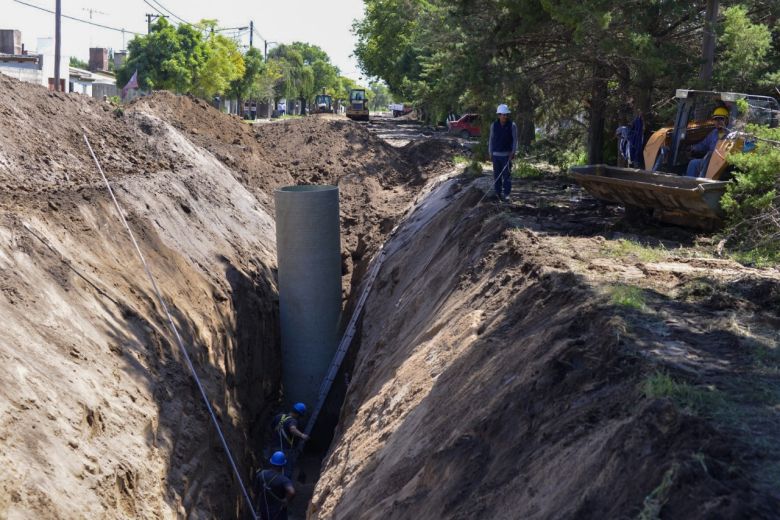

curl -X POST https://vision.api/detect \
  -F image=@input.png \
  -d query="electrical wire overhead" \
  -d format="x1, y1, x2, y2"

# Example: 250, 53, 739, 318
145, 0, 191, 26
13, 0, 142, 35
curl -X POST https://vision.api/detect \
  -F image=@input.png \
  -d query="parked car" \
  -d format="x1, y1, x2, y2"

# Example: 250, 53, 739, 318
447, 113, 481, 138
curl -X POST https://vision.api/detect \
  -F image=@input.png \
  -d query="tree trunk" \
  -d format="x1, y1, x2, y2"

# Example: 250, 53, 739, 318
699, 0, 719, 87
517, 82, 535, 154
587, 65, 608, 164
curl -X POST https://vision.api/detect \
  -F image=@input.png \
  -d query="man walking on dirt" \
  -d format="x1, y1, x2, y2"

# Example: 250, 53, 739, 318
488, 104, 518, 202
255, 451, 295, 520
271, 403, 309, 477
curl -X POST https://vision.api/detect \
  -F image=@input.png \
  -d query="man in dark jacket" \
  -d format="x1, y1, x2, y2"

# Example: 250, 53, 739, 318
271, 402, 309, 477
255, 451, 295, 520
488, 103, 518, 202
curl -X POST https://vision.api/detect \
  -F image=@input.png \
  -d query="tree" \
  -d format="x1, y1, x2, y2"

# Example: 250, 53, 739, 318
117, 18, 208, 93
368, 81, 391, 111
69, 56, 88, 69
714, 5, 772, 92
193, 20, 245, 97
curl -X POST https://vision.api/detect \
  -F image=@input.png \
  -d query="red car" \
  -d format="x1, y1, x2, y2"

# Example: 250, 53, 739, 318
447, 113, 481, 138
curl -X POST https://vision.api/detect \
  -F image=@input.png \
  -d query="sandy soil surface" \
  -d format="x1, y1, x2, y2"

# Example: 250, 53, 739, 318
0, 75, 457, 518
310, 175, 780, 519
2, 71, 779, 519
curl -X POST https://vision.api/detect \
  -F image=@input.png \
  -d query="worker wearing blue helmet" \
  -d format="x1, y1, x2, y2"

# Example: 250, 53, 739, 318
255, 451, 295, 520
271, 403, 309, 477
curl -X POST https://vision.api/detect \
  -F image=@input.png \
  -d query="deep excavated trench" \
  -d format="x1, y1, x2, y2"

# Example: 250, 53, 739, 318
2, 75, 779, 519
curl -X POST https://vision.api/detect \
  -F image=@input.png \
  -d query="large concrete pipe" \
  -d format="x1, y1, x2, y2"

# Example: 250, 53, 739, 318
275, 185, 342, 409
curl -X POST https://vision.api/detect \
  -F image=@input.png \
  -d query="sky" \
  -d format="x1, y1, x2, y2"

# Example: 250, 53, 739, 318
2, 0, 368, 82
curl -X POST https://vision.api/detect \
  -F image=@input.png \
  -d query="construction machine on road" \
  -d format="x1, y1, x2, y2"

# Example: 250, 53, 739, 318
313, 94, 334, 114
571, 90, 779, 228
346, 88, 369, 121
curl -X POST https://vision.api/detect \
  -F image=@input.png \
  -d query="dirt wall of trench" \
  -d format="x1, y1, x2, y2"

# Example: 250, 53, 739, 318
310, 179, 778, 519
0, 75, 457, 518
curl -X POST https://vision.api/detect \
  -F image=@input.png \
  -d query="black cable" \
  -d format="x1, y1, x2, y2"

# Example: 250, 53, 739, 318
13, 0, 142, 35
147, 0, 191, 26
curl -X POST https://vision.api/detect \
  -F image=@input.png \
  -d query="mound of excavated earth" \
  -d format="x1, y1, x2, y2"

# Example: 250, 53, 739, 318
0, 75, 456, 518
309, 178, 780, 519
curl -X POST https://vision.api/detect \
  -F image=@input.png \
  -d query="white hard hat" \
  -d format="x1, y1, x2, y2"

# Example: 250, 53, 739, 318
496, 104, 511, 115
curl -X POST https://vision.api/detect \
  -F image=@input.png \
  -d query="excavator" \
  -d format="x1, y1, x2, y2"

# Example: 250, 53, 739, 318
571, 90, 779, 228
312, 94, 334, 114
346, 88, 370, 121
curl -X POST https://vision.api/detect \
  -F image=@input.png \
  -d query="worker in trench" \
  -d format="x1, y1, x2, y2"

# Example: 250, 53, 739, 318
270, 402, 310, 478
255, 451, 296, 520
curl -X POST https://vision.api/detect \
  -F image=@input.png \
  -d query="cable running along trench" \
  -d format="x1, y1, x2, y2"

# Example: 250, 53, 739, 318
83, 134, 258, 519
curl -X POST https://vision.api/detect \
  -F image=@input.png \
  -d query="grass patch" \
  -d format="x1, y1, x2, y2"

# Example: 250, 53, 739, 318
512, 160, 545, 179
642, 372, 725, 415
610, 284, 646, 309
603, 239, 669, 263
453, 155, 470, 165
637, 463, 678, 520
728, 246, 780, 268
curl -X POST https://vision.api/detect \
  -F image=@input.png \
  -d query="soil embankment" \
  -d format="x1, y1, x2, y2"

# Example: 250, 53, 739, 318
310, 177, 780, 518
2, 71, 779, 519
0, 75, 455, 518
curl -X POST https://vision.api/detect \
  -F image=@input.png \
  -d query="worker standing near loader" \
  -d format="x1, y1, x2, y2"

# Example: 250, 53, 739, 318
271, 403, 309, 477
686, 106, 731, 177
255, 451, 295, 520
488, 103, 518, 202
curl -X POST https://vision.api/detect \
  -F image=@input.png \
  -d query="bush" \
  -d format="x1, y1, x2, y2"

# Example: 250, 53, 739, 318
721, 126, 780, 264
512, 160, 544, 179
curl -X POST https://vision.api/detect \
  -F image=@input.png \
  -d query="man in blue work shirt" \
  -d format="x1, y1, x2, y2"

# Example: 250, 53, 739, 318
255, 451, 295, 520
488, 104, 519, 202
686, 106, 730, 178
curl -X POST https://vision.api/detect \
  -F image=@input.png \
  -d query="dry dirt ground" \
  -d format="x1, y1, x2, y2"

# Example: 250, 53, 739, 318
0, 74, 456, 518
2, 71, 779, 519
310, 174, 780, 519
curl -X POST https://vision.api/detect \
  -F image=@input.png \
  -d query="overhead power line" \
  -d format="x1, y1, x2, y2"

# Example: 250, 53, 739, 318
146, 0, 190, 26
13, 0, 142, 35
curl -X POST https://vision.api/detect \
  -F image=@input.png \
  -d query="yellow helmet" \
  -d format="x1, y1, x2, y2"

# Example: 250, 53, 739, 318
712, 107, 729, 119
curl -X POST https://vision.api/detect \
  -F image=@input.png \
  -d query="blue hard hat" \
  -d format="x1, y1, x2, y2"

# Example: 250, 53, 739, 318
270, 451, 287, 467
293, 402, 307, 415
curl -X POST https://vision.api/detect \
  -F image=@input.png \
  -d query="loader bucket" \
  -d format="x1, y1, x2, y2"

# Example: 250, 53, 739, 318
570, 164, 729, 227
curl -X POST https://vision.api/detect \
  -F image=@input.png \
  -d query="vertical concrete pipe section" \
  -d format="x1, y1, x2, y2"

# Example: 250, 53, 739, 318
275, 185, 342, 409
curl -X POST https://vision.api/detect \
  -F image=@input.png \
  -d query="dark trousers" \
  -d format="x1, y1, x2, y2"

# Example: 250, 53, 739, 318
492, 155, 512, 197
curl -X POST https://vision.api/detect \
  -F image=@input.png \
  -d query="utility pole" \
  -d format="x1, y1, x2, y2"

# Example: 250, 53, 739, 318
264, 40, 278, 61
146, 13, 161, 34
54, 0, 61, 91
249, 21, 253, 48
699, 0, 719, 86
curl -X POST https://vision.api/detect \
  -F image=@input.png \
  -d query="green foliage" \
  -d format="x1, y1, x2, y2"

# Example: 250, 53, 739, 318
269, 42, 341, 108
642, 372, 724, 414
721, 126, 780, 263
557, 148, 587, 172
637, 463, 678, 520
714, 6, 772, 92
354, 0, 780, 163
452, 155, 469, 165
368, 81, 391, 111
193, 21, 245, 98
69, 56, 88, 69
512, 161, 544, 179
603, 239, 668, 262
609, 284, 646, 309
117, 18, 209, 93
